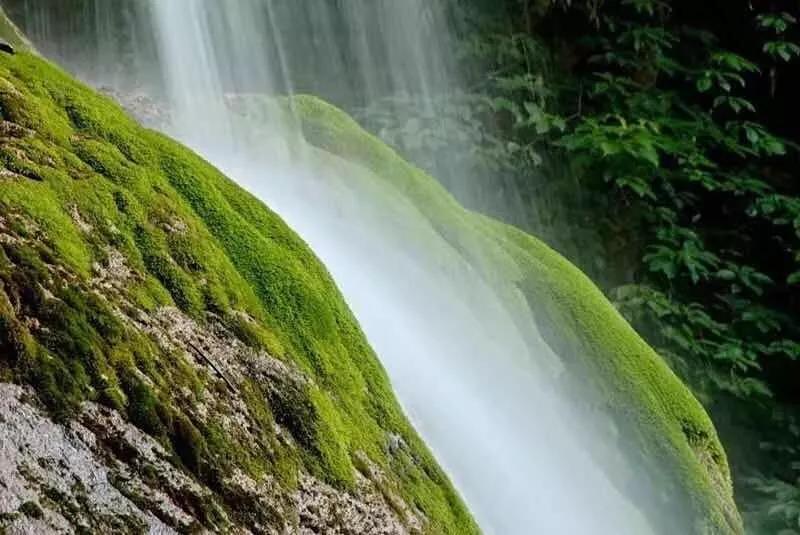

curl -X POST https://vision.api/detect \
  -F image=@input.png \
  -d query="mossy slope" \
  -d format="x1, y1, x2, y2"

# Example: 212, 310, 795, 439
0, 39, 476, 535
291, 95, 743, 534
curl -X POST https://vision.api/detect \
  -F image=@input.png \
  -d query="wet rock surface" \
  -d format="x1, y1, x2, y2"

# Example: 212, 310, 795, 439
98, 87, 168, 130
0, 383, 175, 534
295, 474, 408, 535
0, 381, 419, 534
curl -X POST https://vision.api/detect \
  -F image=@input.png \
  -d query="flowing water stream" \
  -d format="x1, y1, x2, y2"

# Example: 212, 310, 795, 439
8, 2, 682, 533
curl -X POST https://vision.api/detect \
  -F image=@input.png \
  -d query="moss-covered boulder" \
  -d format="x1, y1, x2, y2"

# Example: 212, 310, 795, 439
290, 95, 743, 534
0, 6, 32, 53
0, 40, 477, 534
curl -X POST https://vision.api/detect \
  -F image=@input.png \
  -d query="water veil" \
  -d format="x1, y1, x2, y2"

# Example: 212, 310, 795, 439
7, 2, 688, 533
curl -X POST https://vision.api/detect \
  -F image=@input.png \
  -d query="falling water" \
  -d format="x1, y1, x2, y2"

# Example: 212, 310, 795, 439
7, 2, 684, 533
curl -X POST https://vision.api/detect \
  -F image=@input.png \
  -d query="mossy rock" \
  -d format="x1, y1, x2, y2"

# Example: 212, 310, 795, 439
0, 7, 33, 53
290, 94, 744, 534
0, 49, 477, 533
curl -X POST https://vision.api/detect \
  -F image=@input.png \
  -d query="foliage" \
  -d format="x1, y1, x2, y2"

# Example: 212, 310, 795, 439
355, 21, 601, 275
747, 460, 800, 534
495, 0, 800, 530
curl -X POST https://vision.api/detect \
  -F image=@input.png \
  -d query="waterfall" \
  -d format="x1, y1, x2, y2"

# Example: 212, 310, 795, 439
7, 2, 677, 533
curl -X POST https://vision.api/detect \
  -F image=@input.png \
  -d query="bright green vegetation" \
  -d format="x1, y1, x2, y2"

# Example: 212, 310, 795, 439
293, 95, 742, 533
0, 44, 477, 533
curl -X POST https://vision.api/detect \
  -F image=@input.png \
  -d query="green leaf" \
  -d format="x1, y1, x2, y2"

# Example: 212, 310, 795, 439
717, 269, 736, 281
758, 12, 797, 34
697, 75, 712, 92
712, 51, 760, 73
763, 41, 800, 62
618, 176, 656, 199
764, 138, 787, 155
639, 143, 660, 166
745, 125, 761, 145
600, 141, 620, 156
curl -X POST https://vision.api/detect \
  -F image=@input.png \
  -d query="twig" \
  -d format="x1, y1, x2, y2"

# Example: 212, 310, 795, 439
186, 340, 236, 393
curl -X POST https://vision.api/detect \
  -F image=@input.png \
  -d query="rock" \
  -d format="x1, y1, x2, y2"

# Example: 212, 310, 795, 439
0, 384, 177, 534
0, 7, 35, 54
386, 432, 407, 454
0, 383, 423, 534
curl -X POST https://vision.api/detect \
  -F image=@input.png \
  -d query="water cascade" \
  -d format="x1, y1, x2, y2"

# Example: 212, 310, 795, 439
6, 2, 690, 533
11, 0, 557, 247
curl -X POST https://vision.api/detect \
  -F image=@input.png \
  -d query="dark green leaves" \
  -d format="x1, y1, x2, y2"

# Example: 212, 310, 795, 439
763, 41, 800, 62
543, 0, 800, 433
757, 12, 797, 35
644, 226, 719, 283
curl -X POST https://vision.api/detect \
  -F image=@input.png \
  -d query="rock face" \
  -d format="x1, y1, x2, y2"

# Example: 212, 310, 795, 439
0, 383, 191, 534
0, 383, 416, 535
0, 25, 476, 535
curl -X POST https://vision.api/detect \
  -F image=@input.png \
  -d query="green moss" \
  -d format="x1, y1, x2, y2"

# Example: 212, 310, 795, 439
0, 51, 476, 534
129, 275, 173, 311
291, 94, 743, 534
170, 412, 208, 474
221, 311, 283, 355
118, 368, 164, 436
18, 501, 43, 520
134, 225, 204, 317
483, 218, 738, 531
